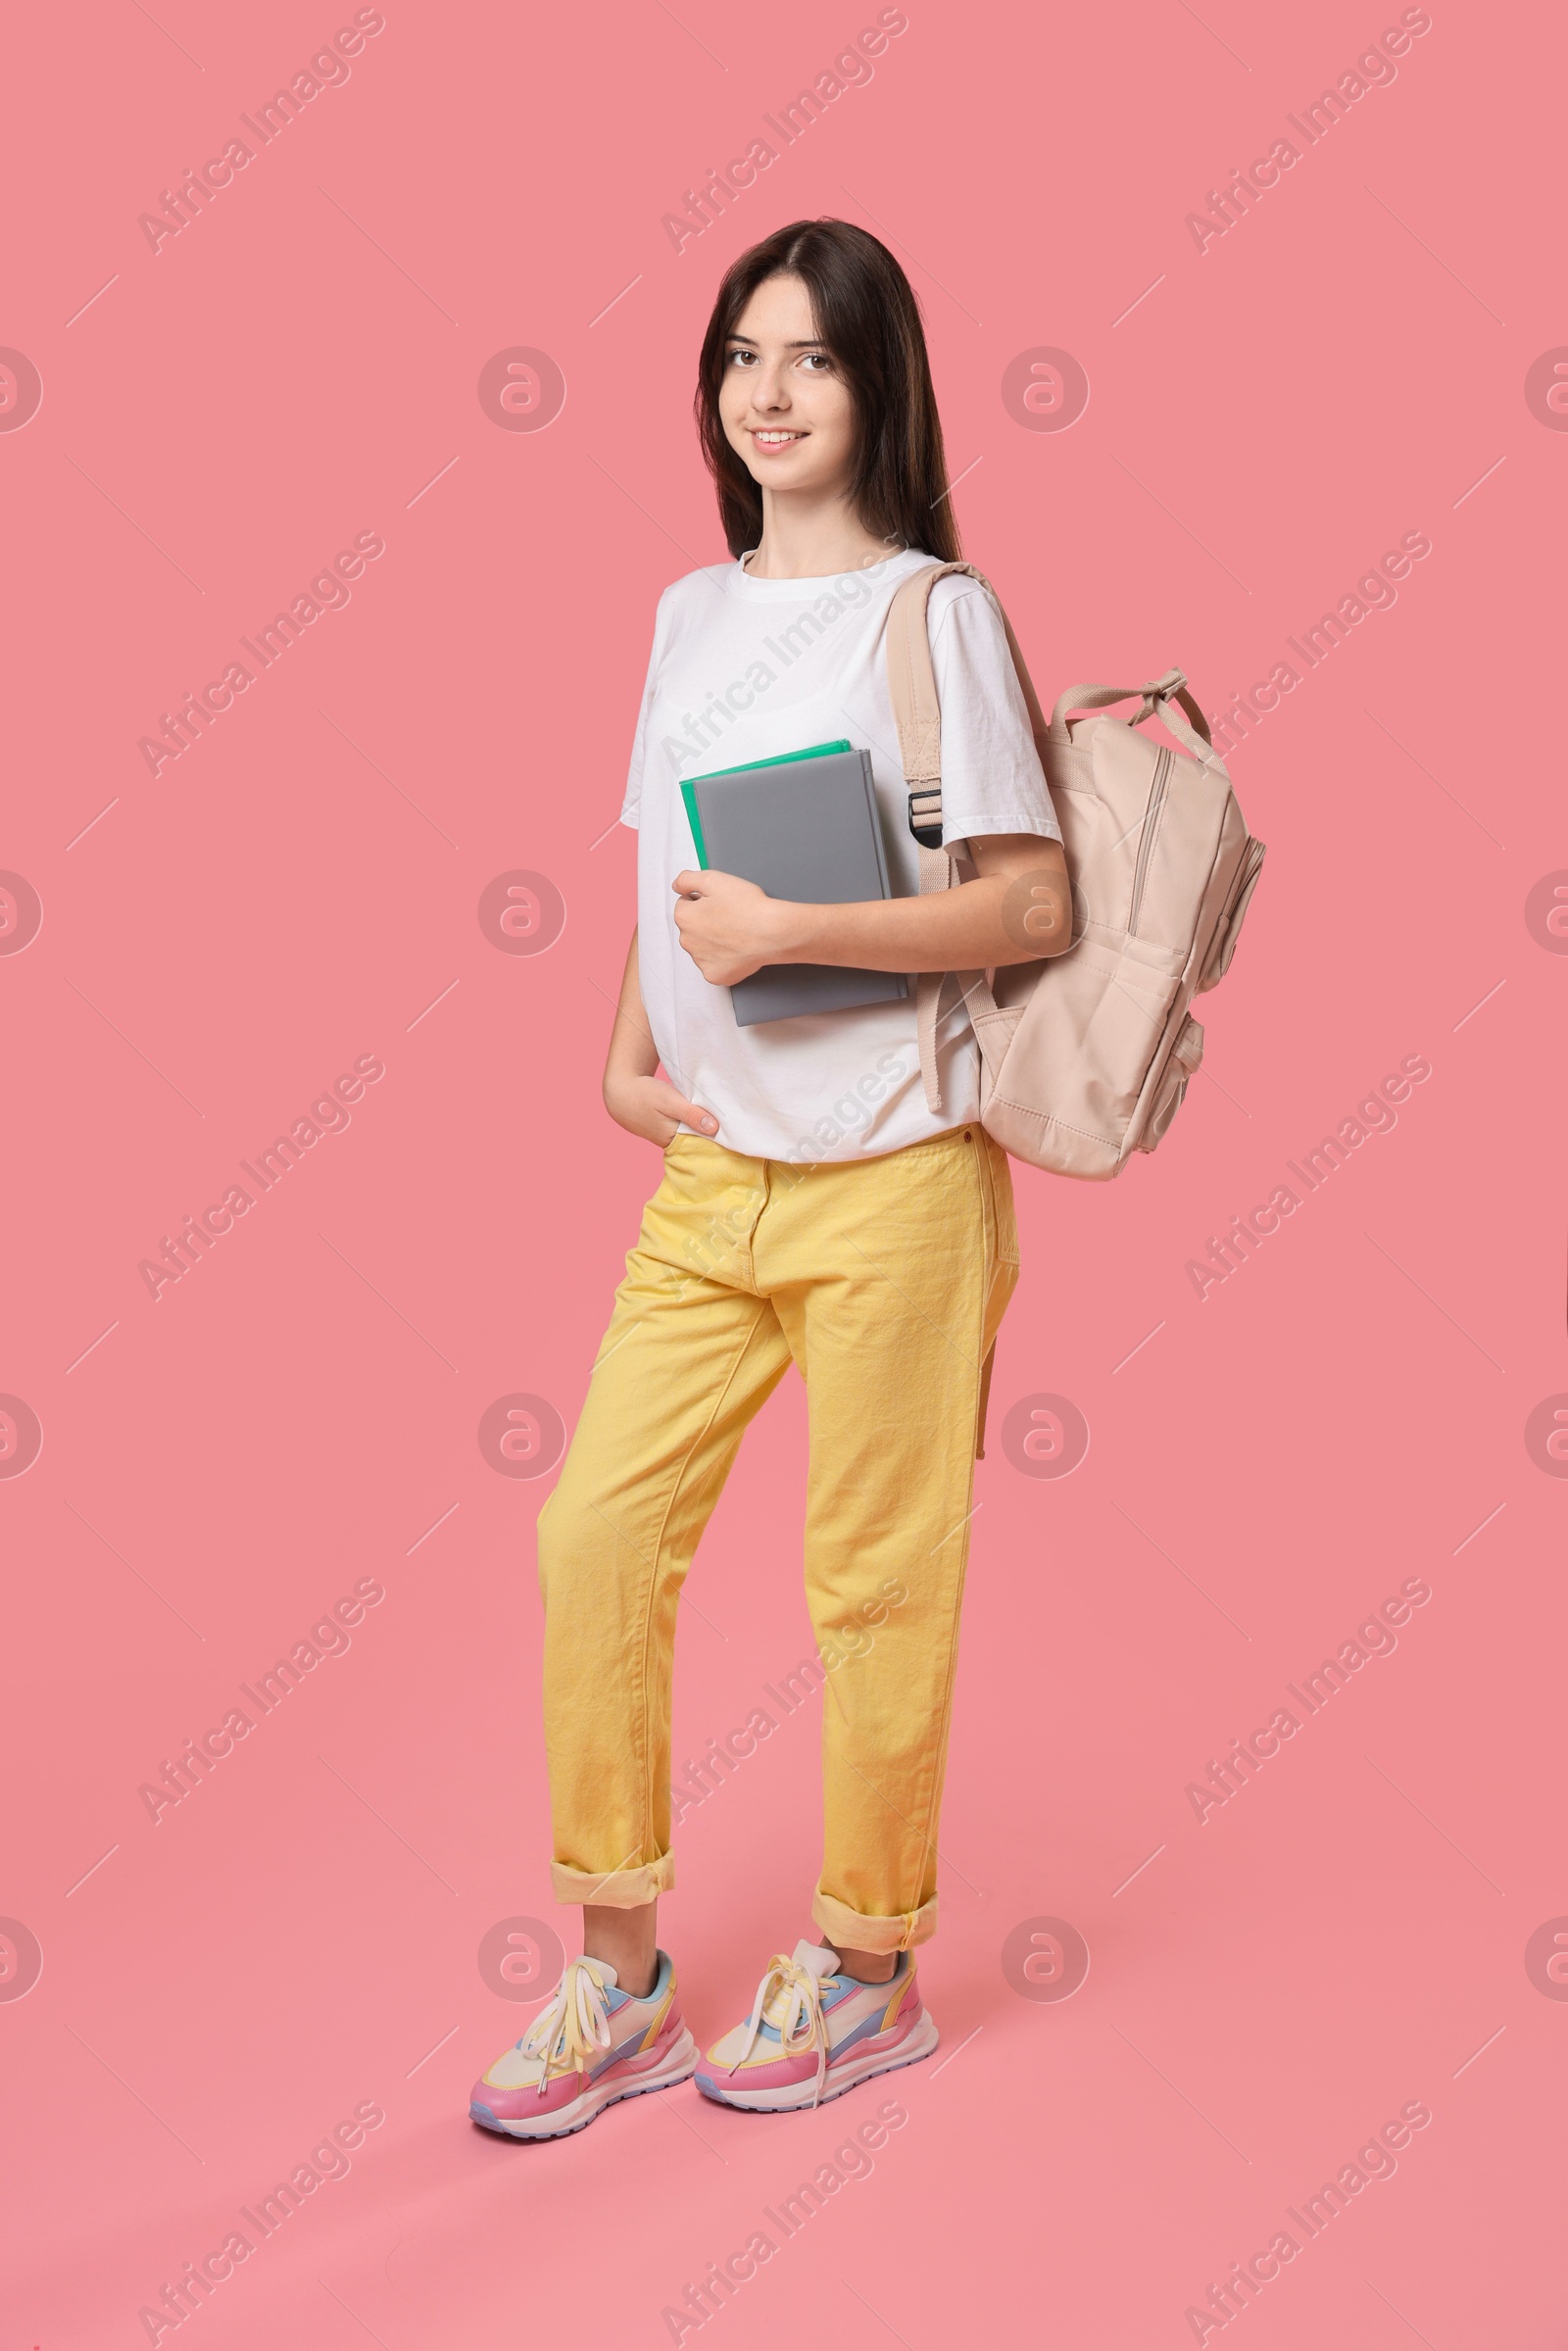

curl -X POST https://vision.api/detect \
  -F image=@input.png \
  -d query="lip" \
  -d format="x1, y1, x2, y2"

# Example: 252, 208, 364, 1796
749, 428, 807, 454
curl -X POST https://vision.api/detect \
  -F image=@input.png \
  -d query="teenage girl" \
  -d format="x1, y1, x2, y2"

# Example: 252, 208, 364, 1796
471, 219, 1069, 2137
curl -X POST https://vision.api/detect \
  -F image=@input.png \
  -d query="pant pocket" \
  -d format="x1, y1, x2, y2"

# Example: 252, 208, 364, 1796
978, 1132, 1020, 1268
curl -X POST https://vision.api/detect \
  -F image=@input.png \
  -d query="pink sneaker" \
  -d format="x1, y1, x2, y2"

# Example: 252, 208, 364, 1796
695, 1938, 937, 2112
470, 1950, 696, 2140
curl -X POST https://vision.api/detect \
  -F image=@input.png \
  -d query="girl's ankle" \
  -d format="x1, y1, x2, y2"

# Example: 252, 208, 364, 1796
824, 1940, 897, 1984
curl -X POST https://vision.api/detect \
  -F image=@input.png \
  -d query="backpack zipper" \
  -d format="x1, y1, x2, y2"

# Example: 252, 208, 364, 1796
1198, 834, 1267, 989
1127, 745, 1172, 936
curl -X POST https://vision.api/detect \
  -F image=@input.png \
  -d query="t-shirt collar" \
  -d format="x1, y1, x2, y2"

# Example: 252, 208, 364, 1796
724, 545, 934, 600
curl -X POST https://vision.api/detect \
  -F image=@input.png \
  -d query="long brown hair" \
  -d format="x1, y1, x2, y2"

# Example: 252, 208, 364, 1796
695, 218, 959, 564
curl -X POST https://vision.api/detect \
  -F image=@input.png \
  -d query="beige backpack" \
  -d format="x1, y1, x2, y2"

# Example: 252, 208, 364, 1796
885, 562, 1266, 1181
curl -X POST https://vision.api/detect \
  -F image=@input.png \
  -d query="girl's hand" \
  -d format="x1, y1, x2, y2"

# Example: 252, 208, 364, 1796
672, 868, 800, 985
603, 1067, 719, 1147
672, 836, 1071, 979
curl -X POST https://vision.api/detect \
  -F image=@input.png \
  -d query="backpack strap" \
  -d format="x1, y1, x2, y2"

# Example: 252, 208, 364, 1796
884, 563, 1052, 1113
887, 563, 1053, 843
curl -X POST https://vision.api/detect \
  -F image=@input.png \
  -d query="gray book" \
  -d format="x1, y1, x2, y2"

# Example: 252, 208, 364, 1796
681, 745, 908, 1027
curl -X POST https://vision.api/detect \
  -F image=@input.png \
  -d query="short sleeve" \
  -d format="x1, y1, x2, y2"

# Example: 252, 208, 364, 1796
618, 590, 671, 832
927, 579, 1060, 849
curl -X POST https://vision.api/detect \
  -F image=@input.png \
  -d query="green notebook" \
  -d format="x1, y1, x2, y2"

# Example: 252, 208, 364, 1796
680, 740, 852, 869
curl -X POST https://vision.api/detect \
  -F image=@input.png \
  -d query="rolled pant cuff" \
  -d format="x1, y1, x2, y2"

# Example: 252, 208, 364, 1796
811, 1881, 938, 1953
550, 1853, 674, 1908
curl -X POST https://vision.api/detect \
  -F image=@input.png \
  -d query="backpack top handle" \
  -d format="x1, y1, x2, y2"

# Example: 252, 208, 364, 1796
1050, 673, 1226, 777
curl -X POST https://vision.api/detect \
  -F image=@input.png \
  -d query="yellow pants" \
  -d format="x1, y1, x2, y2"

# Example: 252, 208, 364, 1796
536, 1123, 1018, 1952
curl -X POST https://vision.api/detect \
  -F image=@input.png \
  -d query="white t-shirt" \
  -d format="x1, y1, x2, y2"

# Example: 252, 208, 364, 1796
619, 546, 1061, 1163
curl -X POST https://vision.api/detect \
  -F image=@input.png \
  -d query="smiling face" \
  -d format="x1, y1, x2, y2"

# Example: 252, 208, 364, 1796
718, 272, 861, 506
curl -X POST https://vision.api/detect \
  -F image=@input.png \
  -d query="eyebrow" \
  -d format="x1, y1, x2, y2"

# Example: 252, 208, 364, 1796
726, 336, 825, 348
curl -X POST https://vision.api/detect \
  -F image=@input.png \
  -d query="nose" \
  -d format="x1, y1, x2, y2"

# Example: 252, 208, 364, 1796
750, 362, 791, 413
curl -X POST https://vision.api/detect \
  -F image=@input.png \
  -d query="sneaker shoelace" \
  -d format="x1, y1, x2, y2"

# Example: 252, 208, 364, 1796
518, 1955, 616, 2096
727, 1952, 833, 2107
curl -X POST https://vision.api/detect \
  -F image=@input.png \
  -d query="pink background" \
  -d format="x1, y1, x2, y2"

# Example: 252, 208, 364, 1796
4, 1, 1564, 2343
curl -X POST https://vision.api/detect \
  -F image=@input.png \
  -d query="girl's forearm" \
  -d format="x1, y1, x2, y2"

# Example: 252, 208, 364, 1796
605, 931, 661, 1083
768, 871, 1067, 972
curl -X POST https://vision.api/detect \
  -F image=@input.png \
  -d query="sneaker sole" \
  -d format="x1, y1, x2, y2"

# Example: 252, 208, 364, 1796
694, 2009, 940, 2113
470, 2027, 699, 2141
